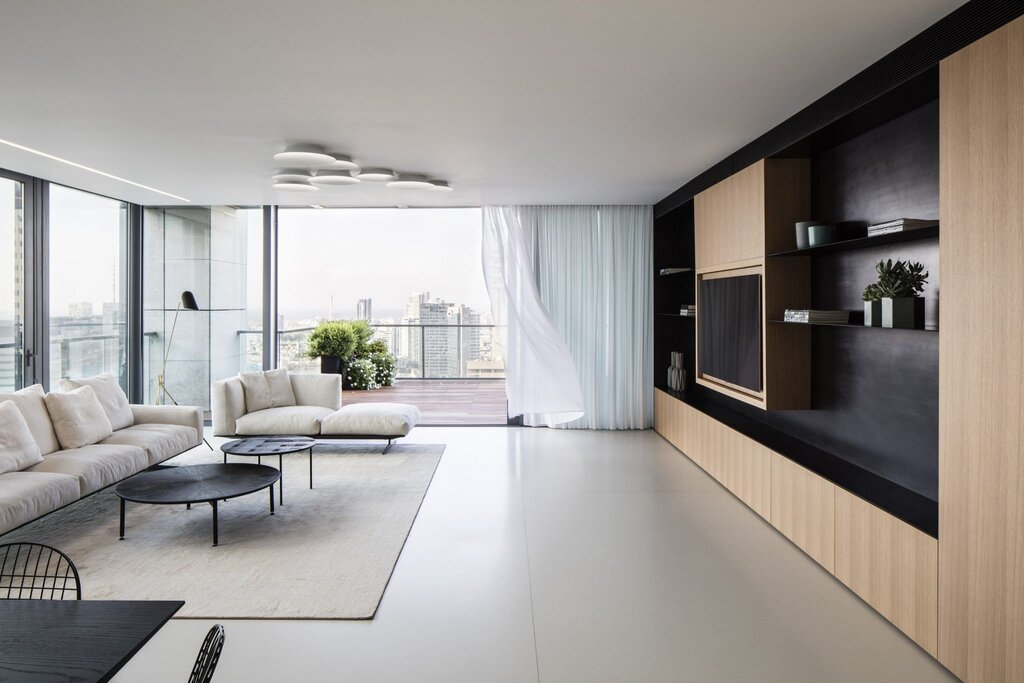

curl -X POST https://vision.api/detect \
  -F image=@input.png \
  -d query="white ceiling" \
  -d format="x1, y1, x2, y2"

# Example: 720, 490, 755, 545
0, 0, 964, 207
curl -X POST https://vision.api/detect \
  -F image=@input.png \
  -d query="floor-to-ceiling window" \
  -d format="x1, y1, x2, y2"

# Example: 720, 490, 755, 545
276, 208, 501, 379
0, 176, 26, 391
142, 206, 263, 409
48, 184, 128, 389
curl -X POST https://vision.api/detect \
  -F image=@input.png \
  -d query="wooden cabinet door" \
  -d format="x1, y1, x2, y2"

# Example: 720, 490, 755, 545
938, 16, 1024, 681
695, 161, 765, 268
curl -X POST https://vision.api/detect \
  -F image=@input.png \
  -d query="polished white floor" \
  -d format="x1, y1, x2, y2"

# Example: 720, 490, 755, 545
114, 427, 956, 682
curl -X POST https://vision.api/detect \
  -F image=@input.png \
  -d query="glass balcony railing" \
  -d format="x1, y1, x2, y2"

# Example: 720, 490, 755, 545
49, 322, 126, 388
239, 324, 506, 380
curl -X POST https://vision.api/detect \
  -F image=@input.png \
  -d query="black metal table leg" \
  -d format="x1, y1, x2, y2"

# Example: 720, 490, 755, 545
119, 498, 125, 539
211, 500, 219, 546
223, 451, 227, 464
309, 448, 314, 489
269, 484, 275, 515
278, 453, 284, 505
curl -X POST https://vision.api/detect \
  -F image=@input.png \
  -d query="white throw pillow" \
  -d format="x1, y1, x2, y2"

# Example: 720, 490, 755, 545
0, 384, 60, 455
43, 386, 114, 450
59, 373, 134, 431
239, 369, 296, 412
0, 400, 44, 474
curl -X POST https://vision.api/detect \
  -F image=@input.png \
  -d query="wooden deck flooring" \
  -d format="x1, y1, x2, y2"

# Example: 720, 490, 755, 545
341, 379, 508, 425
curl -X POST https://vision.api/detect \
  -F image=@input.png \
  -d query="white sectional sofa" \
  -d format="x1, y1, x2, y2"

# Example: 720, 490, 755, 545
212, 370, 420, 452
0, 376, 203, 535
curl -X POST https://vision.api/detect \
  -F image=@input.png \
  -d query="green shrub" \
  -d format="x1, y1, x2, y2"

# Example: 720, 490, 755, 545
346, 357, 379, 390
306, 321, 357, 360
371, 351, 396, 387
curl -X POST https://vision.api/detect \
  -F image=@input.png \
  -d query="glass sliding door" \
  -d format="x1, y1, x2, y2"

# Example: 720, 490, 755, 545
0, 176, 26, 391
48, 185, 128, 389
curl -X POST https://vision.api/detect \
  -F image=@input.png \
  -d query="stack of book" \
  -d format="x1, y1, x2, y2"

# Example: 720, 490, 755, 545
680, 304, 696, 317
784, 309, 850, 324
867, 218, 938, 236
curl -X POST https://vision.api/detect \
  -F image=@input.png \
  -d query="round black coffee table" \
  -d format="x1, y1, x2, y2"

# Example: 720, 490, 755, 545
114, 464, 280, 546
220, 436, 317, 504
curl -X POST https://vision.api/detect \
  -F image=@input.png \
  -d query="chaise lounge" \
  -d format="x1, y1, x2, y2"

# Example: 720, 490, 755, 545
211, 369, 420, 453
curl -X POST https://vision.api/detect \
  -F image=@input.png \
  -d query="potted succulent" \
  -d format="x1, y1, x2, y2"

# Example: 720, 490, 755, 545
873, 258, 929, 329
862, 283, 883, 327
306, 321, 357, 374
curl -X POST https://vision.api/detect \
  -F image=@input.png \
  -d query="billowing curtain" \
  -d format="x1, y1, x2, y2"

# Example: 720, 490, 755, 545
483, 205, 653, 429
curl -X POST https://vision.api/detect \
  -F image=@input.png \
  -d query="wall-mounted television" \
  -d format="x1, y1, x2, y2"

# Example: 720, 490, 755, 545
698, 273, 762, 393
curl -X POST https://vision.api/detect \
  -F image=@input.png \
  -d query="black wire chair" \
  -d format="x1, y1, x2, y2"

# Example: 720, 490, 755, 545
0, 542, 81, 600
189, 624, 226, 683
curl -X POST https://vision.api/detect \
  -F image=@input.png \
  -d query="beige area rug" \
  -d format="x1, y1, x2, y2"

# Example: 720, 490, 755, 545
1, 443, 444, 619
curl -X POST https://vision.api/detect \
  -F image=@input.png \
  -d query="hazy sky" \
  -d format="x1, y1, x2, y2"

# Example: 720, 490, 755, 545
0, 182, 123, 320
276, 208, 488, 323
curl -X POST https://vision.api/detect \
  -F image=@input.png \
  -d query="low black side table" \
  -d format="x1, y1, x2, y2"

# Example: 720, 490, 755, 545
115, 464, 280, 546
220, 436, 317, 504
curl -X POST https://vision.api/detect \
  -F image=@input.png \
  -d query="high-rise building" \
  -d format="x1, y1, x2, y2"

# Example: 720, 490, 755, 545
67, 302, 93, 318
356, 298, 372, 321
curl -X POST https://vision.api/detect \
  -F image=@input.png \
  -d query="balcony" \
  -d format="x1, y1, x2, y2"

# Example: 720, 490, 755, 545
241, 324, 508, 425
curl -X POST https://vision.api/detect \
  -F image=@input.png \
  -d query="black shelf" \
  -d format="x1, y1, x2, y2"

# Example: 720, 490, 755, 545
656, 312, 696, 318
769, 319, 937, 332
768, 224, 939, 257
659, 267, 693, 276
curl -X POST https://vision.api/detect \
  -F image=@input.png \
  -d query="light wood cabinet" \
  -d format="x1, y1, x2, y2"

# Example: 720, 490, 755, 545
835, 488, 938, 656
938, 16, 1024, 681
770, 454, 835, 572
694, 158, 810, 269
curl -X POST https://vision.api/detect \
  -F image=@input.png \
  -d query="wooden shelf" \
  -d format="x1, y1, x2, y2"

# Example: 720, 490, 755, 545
769, 319, 937, 332
767, 224, 939, 257
658, 267, 693, 276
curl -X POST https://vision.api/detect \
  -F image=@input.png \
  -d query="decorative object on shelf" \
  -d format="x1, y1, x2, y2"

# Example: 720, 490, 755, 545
862, 283, 882, 327
867, 218, 938, 237
795, 221, 817, 250
680, 304, 696, 317
873, 258, 929, 329
807, 223, 838, 247
157, 290, 200, 406
783, 309, 850, 324
659, 267, 692, 276
667, 351, 687, 392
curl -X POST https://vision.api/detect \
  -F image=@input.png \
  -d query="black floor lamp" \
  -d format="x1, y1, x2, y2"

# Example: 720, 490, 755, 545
157, 290, 199, 406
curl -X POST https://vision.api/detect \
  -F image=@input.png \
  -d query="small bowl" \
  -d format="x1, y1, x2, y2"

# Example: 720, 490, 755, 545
808, 224, 838, 247
795, 221, 817, 249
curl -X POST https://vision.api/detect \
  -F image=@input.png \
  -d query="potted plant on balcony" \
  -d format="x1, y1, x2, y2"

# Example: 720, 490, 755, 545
874, 258, 929, 329
862, 283, 882, 327
306, 321, 357, 375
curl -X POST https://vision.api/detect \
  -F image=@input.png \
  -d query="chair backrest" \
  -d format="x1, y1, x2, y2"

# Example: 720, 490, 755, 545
189, 624, 226, 683
0, 542, 81, 600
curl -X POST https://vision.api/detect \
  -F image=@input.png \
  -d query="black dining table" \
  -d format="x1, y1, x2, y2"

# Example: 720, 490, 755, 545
0, 599, 183, 682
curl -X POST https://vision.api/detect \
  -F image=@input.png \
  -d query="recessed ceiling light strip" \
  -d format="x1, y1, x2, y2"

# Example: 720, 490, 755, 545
0, 138, 191, 202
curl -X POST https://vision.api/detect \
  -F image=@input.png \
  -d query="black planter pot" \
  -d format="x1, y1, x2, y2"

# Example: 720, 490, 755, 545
863, 300, 882, 327
320, 356, 342, 374
881, 296, 925, 329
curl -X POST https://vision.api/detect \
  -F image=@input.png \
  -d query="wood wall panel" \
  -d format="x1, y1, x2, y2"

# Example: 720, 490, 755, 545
835, 488, 938, 656
938, 16, 1024, 681
770, 454, 836, 572
694, 161, 765, 268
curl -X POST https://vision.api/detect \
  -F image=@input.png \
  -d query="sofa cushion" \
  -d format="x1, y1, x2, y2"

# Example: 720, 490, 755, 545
0, 471, 80, 535
0, 384, 60, 455
235, 406, 333, 436
26, 444, 148, 496
59, 373, 134, 431
239, 369, 296, 413
44, 386, 114, 450
320, 403, 420, 437
0, 401, 44, 474
102, 423, 198, 466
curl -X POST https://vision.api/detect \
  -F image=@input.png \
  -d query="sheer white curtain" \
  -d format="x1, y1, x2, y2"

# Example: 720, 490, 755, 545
483, 205, 653, 430
482, 206, 585, 426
